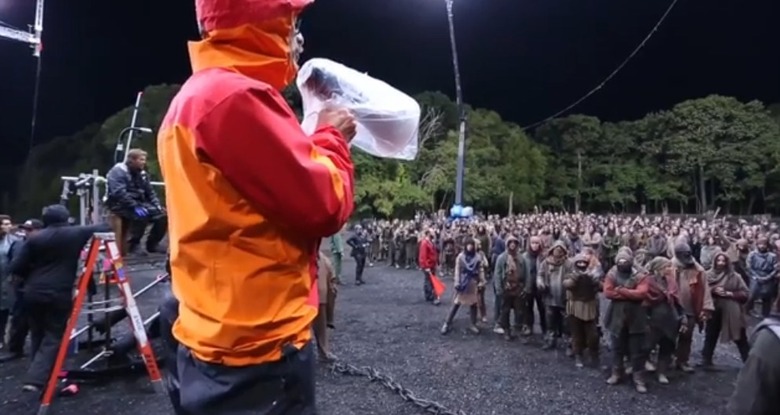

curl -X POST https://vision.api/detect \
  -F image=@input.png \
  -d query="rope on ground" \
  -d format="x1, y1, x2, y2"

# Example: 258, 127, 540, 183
330, 361, 467, 415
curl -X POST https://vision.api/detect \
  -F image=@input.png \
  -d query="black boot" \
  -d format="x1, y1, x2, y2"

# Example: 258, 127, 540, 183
441, 304, 459, 335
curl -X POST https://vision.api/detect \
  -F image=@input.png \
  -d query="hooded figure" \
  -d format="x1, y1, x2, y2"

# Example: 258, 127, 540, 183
603, 248, 650, 393
702, 252, 750, 365
643, 257, 685, 385
493, 236, 528, 341
157, 1, 356, 413
699, 236, 721, 271
672, 242, 714, 373
441, 239, 485, 335
537, 240, 572, 349
563, 253, 602, 367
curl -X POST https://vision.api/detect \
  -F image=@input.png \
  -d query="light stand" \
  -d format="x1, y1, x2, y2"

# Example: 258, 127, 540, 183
114, 126, 153, 164
444, 0, 472, 218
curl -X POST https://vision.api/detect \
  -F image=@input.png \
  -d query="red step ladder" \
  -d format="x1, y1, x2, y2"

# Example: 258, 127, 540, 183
38, 232, 164, 415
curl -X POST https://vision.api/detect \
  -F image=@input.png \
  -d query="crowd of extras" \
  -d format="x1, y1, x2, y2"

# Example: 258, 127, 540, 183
335, 212, 780, 394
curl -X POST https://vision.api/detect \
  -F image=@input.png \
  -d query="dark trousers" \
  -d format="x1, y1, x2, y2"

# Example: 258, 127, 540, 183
524, 291, 547, 333
702, 308, 750, 362
676, 325, 694, 365
354, 256, 366, 282
177, 342, 317, 415
423, 269, 435, 301
24, 293, 72, 386
747, 280, 776, 318
569, 316, 599, 358
128, 214, 168, 251
499, 294, 524, 330
493, 285, 503, 323
158, 286, 187, 414
611, 327, 645, 372
0, 308, 8, 344
646, 328, 676, 363
545, 306, 566, 338
7, 289, 30, 353
113, 316, 162, 355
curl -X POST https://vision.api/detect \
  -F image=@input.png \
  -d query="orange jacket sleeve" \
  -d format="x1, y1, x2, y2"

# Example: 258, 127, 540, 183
194, 84, 355, 238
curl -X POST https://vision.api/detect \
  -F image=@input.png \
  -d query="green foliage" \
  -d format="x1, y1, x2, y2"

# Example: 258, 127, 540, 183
12, 84, 780, 218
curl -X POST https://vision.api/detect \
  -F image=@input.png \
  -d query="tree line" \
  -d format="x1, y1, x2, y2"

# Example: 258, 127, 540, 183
8, 83, 780, 218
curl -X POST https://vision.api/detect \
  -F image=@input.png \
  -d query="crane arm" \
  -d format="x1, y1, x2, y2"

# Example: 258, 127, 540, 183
0, 25, 37, 45
0, 0, 44, 56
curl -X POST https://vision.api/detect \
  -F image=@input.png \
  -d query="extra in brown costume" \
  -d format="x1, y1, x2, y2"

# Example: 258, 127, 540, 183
563, 254, 601, 367
314, 252, 338, 362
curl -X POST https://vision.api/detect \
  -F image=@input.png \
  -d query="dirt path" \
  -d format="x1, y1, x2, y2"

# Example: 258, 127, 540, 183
0, 258, 741, 415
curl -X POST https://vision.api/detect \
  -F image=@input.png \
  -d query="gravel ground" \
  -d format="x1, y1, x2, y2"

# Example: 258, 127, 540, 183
0, 256, 745, 415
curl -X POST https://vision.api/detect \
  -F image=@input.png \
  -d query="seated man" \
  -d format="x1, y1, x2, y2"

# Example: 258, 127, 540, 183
105, 148, 167, 255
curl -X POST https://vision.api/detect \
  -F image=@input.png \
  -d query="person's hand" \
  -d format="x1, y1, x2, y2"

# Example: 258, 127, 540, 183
134, 206, 148, 218
713, 286, 726, 296
679, 323, 688, 334
699, 310, 712, 321
317, 108, 357, 142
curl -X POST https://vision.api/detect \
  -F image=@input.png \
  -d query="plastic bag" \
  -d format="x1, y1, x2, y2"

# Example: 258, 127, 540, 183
297, 58, 421, 160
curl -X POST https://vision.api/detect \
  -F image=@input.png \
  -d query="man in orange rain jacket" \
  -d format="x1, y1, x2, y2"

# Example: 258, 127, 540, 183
156, 0, 356, 413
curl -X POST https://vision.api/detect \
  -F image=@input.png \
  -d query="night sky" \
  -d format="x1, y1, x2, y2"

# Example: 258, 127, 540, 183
0, 0, 778, 187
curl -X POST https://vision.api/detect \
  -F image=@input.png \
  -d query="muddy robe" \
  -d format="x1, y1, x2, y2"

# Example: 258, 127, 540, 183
644, 257, 684, 379
453, 250, 485, 306
702, 253, 750, 363
563, 254, 601, 361
494, 236, 528, 335
538, 241, 572, 344
603, 251, 650, 374
673, 249, 714, 369
314, 252, 337, 358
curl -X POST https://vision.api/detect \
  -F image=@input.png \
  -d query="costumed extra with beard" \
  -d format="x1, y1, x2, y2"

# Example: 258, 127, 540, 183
156, 0, 357, 413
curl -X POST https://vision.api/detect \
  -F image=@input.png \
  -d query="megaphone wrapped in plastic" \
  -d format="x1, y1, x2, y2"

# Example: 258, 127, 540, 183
297, 58, 421, 160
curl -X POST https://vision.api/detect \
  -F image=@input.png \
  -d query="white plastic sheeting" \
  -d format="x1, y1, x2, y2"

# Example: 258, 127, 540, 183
297, 58, 421, 160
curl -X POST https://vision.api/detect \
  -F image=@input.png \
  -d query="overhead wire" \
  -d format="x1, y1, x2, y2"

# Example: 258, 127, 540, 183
0, 17, 42, 155
0, 19, 20, 29
29, 55, 43, 157
522, 0, 680, 131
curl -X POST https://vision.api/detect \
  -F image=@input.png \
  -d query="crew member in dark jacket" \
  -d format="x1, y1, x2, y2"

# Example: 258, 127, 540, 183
9, 205, 110, 392
105, 148, 167, 256
728, 316, 780, 414
0, 219, 44, 363
347, 227, 369, 285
